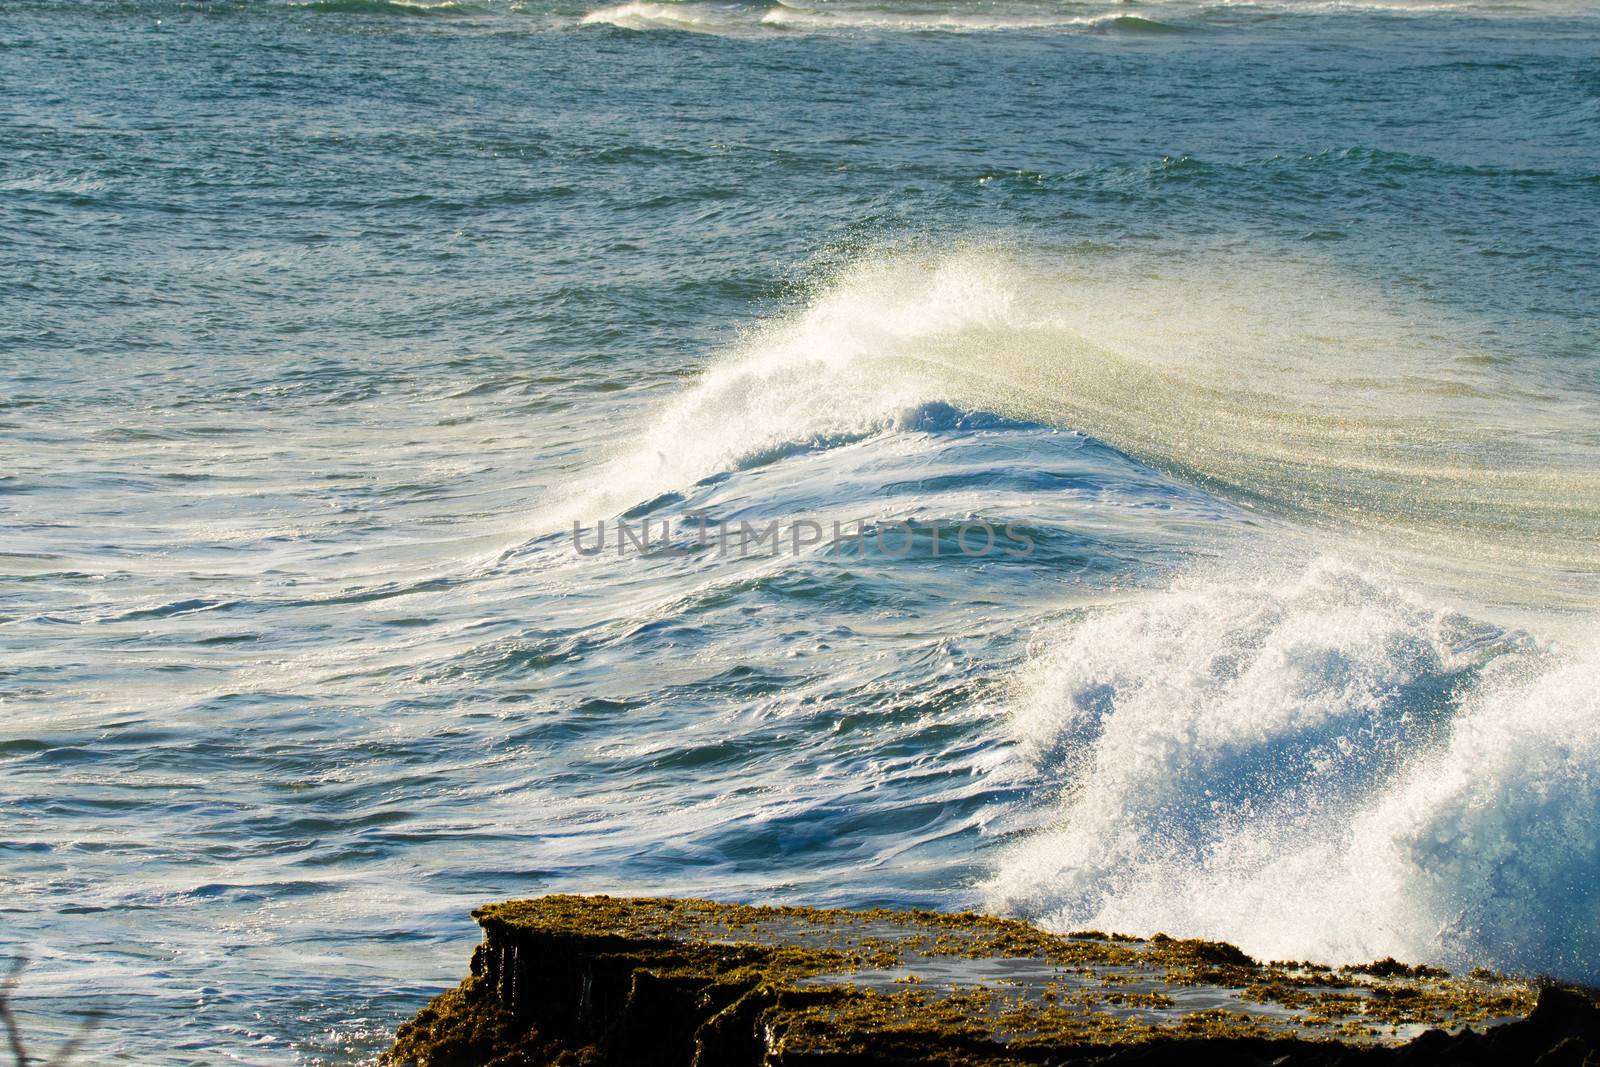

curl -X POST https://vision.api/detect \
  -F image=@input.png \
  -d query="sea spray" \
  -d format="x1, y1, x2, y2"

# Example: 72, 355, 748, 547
536, 245, 1600, 614
986, 555, 1600, 980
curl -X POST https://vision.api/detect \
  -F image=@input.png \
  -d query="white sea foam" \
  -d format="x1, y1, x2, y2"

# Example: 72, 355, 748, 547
579, 1, 757, 33
984, 555, 1600, 979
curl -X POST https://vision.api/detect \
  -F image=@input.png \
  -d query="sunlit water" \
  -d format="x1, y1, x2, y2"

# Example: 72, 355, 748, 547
3, 0, 1598, 1062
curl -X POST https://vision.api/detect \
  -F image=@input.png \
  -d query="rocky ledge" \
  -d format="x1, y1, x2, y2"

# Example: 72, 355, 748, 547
383, 895, 1600, 1066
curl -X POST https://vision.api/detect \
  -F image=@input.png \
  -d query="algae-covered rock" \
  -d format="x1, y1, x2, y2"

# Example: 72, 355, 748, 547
383, 895, 1597, 1066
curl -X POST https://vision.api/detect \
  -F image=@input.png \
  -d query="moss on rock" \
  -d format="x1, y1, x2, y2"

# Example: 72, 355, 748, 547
382, 895, 1598, 1067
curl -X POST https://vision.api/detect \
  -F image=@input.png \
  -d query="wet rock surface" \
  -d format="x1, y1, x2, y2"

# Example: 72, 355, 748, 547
382, 895, 1600, 1066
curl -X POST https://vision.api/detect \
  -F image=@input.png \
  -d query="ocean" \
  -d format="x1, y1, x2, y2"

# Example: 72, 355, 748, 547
3, 0, 1598, 1061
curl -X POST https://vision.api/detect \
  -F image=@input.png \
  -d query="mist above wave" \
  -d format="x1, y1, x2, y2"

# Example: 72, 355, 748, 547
538, 243, 1600, 618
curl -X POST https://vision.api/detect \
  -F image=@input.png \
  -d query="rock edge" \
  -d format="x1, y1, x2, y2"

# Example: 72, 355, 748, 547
382, 895, 1600, 1066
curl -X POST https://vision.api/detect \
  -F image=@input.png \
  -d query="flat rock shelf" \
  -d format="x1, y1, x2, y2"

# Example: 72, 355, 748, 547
382, 895, 1600, 1066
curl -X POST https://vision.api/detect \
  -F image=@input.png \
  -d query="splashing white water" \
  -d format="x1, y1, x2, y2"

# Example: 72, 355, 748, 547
985, 556, 1600, 979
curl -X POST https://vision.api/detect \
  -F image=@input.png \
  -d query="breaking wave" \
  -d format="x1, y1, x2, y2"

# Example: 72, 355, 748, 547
536, 240, 1600, 986
541, 244, 1600, 613
984, 556, 1600, 981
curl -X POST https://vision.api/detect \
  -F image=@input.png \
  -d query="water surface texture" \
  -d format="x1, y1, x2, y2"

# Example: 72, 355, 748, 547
3, 0, 1599, 1062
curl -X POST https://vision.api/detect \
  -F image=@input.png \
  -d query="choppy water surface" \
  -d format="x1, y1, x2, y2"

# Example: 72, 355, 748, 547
3, 0, 1598, 1061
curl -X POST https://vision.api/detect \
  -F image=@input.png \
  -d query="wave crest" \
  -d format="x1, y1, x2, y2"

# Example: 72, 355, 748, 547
539, 249, 1026, 522
540, 243, 1600, 610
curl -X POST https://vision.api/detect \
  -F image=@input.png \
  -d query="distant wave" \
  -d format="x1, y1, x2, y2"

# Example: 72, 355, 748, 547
759, 5, 1185, 33
985, 555, 1600, 982
579, 1, 1188, 35
576, 0, 1597, 34
292, 0, 482, 13
579, 0, 757, 33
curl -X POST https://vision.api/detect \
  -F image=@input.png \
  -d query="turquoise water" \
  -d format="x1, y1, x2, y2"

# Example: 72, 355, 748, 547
3, 0, 1599, 1062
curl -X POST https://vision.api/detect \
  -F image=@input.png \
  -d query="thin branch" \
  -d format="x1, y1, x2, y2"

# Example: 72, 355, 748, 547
0, 956, 32, 1067
0, 956, 104, 1067
42, 1009, 103, 1067
0, 958, 23, 1002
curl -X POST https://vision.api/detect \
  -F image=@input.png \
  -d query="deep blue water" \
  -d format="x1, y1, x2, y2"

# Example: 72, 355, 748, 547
3, 0, 1599, 1062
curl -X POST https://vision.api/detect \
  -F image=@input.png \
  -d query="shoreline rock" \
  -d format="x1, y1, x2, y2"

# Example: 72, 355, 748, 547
382, 895, 1600, 1066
